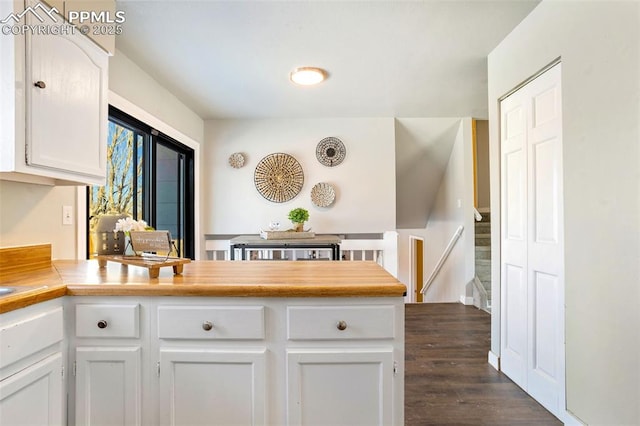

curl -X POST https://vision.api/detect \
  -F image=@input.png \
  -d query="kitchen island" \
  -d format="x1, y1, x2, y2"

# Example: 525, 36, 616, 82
0, 245, 405, 426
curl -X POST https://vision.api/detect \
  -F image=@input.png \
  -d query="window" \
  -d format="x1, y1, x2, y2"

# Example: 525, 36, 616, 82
87, 106, 195, 259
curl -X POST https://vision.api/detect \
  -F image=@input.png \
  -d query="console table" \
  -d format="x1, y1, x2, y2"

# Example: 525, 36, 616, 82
229, 235, 341, 260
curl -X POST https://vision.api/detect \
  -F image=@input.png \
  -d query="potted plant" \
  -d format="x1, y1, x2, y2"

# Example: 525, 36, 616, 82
288, 207, 309, 232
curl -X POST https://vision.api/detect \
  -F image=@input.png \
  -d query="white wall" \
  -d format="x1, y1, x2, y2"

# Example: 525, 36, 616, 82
203, 118, 396, 238
488, 1, 640, 423
0, 181, 77, 259
109, 49, 204, 144
395, 118, 462, 228
397, 119, 475, 303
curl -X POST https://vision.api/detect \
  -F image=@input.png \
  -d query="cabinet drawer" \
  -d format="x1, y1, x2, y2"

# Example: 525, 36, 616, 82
0, 307, 63, 369
158, 306, 265, 340
76, 304, 140, 338
287, 305, 395, 340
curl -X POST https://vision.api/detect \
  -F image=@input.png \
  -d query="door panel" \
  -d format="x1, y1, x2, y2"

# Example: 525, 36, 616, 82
28, 8, 106, 178
500, 63, 564, 418
75, 346, 142, 426
0, 353, 63, 426
526, 64, 564, 416
532, 138, 559, 244
502, 263, 526, 386
287, 349, 393, 426
505, 151, 526, 241
159, 349, 266, 426
501, 86, 528, 389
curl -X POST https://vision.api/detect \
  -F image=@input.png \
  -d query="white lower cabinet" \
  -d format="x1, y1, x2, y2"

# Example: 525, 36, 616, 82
0, 299, 65, 426
157, 303, 267, 425
67, 297, 404, 426
0, 352, 64, 425
68, 299, 145, 426
74, 346, 142, 426
287, 349, 393, 426
159, 349, 266, 426
285, 304, 401, 426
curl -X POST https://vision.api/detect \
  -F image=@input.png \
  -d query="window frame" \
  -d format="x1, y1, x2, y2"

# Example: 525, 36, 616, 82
86, 106, 195, 259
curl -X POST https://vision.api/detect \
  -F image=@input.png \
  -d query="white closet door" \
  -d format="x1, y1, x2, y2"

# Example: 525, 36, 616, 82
500, 63, 564, 418
500, 80, 528, 389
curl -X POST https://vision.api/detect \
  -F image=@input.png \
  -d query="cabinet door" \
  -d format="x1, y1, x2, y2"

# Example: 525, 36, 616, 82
287, 349, 393, 426
159, 349, 266, 426
26, 1, 107, 181
75, 346, 142, 426
0, 353, 64, 426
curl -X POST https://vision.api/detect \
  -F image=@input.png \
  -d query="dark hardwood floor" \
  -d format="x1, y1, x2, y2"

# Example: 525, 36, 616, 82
405, 303, 562, 425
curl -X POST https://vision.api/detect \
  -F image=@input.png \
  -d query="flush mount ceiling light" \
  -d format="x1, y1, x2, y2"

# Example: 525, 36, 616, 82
290, 67, 328, 86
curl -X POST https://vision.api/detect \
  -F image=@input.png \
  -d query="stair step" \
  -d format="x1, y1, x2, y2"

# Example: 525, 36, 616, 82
476, 261, 491, 281
475, 246, 491, 260
474, 222, 491, 233
475, 235, 491, 246
474, 210, 492, 310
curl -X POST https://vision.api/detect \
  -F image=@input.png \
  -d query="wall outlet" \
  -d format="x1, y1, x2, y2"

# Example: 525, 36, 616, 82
62, 205, 73, 225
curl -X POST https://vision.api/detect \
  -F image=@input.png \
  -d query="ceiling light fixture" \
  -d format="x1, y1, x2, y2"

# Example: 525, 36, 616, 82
290, 67, 328, 86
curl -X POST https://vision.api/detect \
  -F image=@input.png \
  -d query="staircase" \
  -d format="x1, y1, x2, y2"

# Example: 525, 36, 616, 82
474, 212, 491, 312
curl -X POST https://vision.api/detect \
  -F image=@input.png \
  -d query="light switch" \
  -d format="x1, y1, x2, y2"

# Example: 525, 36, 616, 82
62, 205, 73, 225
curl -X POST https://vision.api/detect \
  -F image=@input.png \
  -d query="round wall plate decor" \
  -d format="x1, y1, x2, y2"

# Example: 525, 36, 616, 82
311, 182, 336, 207
228, 152, 245, 168
254, 153, 304, 203
316, 137, 346, 167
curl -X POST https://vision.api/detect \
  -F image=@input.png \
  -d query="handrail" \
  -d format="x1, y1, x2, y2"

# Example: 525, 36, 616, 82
421, 225, 464, 295
474, 208, 483, 222
472, 276, 487, 298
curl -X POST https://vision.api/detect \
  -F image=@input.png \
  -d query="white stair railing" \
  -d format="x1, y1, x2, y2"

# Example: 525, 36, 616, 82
421, 225, 464, 295
474, 208, 483, 222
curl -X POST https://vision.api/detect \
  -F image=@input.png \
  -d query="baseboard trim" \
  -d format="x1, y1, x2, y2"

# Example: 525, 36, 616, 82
488, 350, 499, 370
561, 410, 585, 425
459, 295, 474, 305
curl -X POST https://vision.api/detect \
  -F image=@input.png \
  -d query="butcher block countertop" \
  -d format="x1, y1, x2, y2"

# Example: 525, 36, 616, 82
0, 245, 406, 314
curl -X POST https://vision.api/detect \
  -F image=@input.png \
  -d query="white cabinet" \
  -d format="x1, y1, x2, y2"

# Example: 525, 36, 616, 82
157, 304, 267, 426
287, 349, 393, 426
75, 347, 142, 426
66, 296, 404, 426
0, 299, 65, 426
286, 304, 401, 426
0, 353, 64, 426
68, 300, 144, 426
159, 349, 266, 426
0, 0, 108, 185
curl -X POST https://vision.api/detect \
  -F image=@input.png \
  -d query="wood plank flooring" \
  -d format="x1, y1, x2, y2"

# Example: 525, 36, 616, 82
405, 303, 562, 425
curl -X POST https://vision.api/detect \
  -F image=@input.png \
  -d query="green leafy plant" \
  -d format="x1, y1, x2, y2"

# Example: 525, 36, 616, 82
288, 207, 309, 224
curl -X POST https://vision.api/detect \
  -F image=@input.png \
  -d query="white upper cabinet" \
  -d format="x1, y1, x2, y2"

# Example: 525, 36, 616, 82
0, 0, 108, 186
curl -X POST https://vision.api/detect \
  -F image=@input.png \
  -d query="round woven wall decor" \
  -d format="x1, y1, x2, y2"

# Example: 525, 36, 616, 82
311, 182, 336, 207
316, 137, 346, 167
254, 153, 304, 203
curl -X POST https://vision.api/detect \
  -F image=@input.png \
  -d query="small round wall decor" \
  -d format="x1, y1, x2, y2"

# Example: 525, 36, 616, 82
228, 152, 245, 168
254, 153, 304, 203
311, 182, 336, 207
316, 137, 346, 167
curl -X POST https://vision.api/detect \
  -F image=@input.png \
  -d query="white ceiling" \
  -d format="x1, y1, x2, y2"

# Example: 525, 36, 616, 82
116, 0, 539, 120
